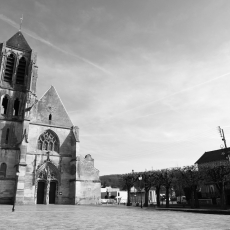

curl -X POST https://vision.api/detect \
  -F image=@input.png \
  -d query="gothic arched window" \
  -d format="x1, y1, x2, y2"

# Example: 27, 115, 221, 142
13, 98, 20, 116
1, 95, 9, 115
37, 130, 59, 153
4, 53, 15, 83
16, 57, 26, 85
0, 163, 7, 178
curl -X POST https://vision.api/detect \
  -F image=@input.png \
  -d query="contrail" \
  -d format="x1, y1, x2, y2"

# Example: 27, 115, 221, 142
0, 14, 114, 76
110, 71, 230, 118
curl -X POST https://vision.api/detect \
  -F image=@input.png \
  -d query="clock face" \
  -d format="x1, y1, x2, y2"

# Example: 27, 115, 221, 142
70, 165, 76, 175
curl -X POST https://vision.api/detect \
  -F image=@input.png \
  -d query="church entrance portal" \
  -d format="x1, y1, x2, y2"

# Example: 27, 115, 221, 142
37, 181, 45, 204
35, 158, 60, 205
49, 181, 56, 204
36, 180, 57, 204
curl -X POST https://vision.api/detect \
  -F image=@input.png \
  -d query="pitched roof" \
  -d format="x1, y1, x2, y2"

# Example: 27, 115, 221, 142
30, 86, 73, 128
6, 31, 32, 52
195, 148, 230, 164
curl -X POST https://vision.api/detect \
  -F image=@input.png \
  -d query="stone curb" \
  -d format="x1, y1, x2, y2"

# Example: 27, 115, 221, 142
155, 207, 230, 215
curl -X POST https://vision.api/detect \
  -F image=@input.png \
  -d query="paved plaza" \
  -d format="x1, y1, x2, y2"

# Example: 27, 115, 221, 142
0, 204, 230, 230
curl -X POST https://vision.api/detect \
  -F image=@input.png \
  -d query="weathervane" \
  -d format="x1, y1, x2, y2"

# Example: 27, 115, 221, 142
19, 14, 23, 31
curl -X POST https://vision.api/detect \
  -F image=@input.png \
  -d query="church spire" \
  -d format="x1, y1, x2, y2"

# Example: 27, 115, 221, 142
19, 14, 23, 31
6, 31, 31, 52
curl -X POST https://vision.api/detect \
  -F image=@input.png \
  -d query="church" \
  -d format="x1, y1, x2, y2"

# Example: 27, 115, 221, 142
0, 31, 101, 205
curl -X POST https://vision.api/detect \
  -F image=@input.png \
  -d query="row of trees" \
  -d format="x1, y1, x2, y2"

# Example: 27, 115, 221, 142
120, 163, 230, 209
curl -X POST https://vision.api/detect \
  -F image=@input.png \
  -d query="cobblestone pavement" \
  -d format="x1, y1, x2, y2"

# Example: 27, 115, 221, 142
0, 204, 230, 230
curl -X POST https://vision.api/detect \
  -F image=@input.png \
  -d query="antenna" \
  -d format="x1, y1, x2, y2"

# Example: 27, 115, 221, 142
218, 126, 223, 138
19, 14, 23, 31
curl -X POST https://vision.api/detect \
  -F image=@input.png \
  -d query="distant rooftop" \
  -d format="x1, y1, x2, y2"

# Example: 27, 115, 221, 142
195, 147, 230, 164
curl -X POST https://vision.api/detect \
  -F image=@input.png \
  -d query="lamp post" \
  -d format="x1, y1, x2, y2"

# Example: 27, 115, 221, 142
138, 175, 142, 208
12, 165, 20, 212
106, 188, 109, 204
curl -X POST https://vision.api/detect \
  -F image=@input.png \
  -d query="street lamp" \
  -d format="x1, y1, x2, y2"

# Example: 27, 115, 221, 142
138, 175, 142, 208
12, 165, 20, 212
106, 188, 109, 204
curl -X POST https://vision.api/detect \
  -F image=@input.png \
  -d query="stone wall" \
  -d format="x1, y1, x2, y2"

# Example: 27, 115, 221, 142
22, 124, 77, 204
0, 148, 19, 204
0, 179, 15, 203
73, 180, 101, 205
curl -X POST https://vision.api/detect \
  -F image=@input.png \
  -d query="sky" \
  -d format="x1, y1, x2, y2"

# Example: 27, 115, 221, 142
1, 0, 230, 176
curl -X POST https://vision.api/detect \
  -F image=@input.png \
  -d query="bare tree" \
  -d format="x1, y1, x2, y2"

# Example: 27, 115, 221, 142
178, 165, 203, 208
151, 170, 163, 207
120, 172, 137, 206
139, 171, 154, 207
161, 168, 176, 208
201, 164, 230, 209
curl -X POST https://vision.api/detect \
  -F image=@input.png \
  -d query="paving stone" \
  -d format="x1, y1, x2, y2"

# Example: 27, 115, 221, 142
0, 204, 230, 230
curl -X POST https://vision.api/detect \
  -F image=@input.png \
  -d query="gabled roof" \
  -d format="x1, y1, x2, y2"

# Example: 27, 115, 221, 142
195, 148, 230, 164
6, 31, 32, 52
30, 86, 73, 128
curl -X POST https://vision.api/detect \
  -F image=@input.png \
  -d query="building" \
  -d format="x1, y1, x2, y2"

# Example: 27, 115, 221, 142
195, 148, 230, 168
0, 31, 101, 205
100, 186, 157, 205
100, 186, 125, 204
195, 148, 230, 205
130, 186, 156, 205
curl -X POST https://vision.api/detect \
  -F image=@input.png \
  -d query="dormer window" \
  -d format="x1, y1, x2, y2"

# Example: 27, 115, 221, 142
16, 57, 26, 85
4, 53, 15, 83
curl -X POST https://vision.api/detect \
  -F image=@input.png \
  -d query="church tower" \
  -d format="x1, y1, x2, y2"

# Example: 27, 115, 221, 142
0, 31, 38, 204
0, 30, 101, 206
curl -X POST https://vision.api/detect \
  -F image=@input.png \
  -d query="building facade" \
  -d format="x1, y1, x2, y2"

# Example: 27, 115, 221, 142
0, 31, 101, 205
195, 148, 230, 205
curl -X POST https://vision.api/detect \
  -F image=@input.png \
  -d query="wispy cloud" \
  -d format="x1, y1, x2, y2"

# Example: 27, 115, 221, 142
109, 71, 230, 119
0, 13, 114, 77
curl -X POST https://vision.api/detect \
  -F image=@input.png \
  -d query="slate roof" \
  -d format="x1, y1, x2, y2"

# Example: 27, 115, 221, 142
6, 31, 32, 52
195, 148, 230, 164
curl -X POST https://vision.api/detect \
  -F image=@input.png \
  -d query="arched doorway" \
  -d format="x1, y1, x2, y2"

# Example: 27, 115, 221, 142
35, 160, 60, 205
49, 181, 57, 204
37, 181, 45, 204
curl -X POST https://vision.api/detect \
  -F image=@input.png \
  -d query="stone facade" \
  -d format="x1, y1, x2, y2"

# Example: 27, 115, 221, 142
0, 31, 101, 205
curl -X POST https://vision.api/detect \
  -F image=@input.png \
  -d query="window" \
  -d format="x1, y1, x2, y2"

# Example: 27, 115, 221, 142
4, 53, 15, 82
1, 95, 9, 115
16, 57, 26, 85
5, 128, 9, 144
0, 163, 7, 178
13, 98, 20, 116
37, 130, 59, 152
49, 114, 52, 121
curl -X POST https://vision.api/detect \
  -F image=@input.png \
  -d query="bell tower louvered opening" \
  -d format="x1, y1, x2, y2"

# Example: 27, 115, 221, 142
16, 57, 26, 85
4, 54, 15, 83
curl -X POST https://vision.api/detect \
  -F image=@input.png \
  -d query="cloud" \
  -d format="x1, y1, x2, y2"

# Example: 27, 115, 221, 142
0, 13, 18, 29
109, 71, 230, 120
0, 13, 114, 77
